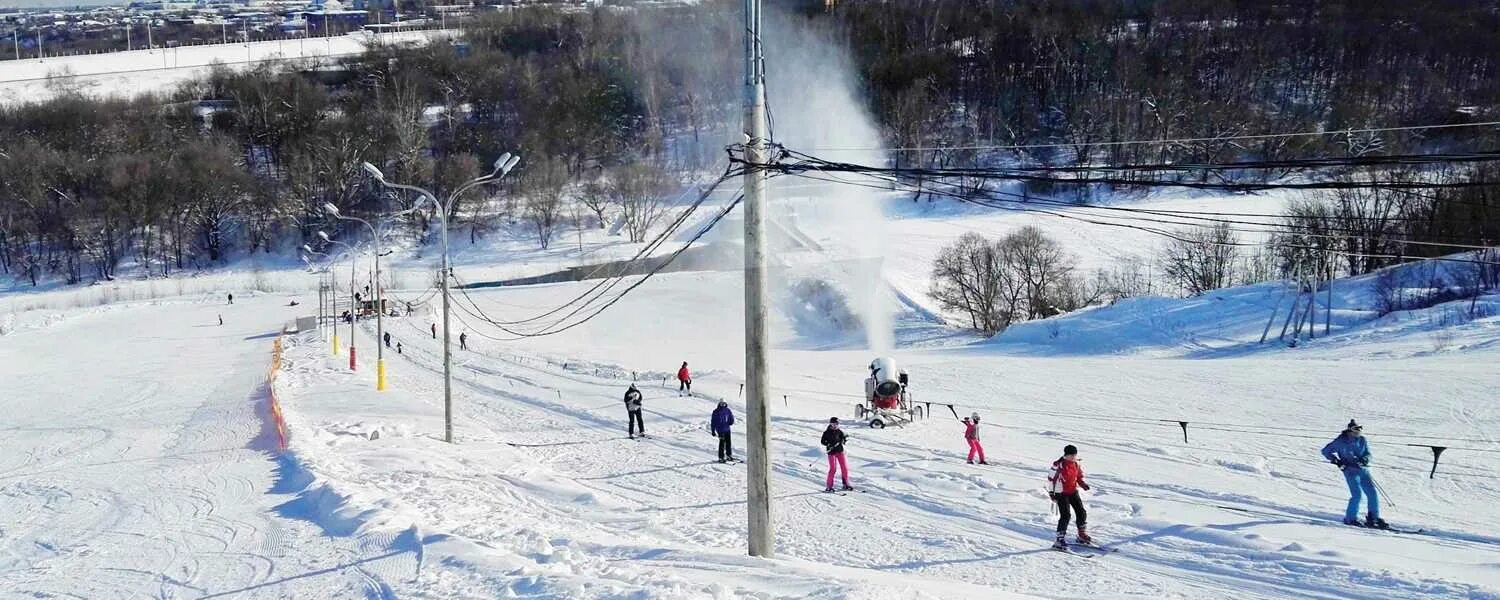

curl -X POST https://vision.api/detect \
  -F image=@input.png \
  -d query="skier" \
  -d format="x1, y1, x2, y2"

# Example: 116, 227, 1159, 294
963, 413, 987, 464
1048, 444, 1092, 549
459, 332, 468, 350
218, 314, 223, 326
677, 362, 692, 395
342, 310, 352, 324
396, 342, 403, 355
431, 323, 437, 339
711, 401, 735, 462
624, 384, 646, 439
383, 332, 391, 348
227, 293, 233, 305
1321, 419, 1387, 528
822, 417, 853, 492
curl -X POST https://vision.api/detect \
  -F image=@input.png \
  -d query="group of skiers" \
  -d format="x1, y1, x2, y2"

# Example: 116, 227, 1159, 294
619, 364, 1392, 546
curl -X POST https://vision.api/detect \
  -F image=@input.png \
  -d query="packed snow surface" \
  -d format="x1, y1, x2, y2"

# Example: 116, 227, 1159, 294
2, 183, 1498, 597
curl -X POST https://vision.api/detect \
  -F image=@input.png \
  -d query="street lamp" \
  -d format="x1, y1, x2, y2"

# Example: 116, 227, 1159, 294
304, 245, 335, 348
361, 152, 519, 442
324, 200, 425, 392
319, 230, 358, 367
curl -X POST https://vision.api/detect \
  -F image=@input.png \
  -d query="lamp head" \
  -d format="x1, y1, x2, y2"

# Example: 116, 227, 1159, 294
317, 230, 331, 242
492, 152, 511, 173
501, 154, 520, 175
361, 161, 385, 183
322, 203, 340, 216
302, 244, 314, 253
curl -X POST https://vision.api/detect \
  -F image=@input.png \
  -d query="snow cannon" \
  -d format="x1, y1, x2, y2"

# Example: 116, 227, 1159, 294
858, 357, 921, 428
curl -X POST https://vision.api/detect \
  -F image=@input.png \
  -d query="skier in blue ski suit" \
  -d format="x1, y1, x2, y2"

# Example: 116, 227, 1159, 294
1321, 419, 1388, 529
711, 401, 735, 463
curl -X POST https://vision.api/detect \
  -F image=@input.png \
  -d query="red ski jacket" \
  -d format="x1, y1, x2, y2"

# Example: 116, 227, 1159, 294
1047, 458, 1086, 495
963, 422, 979, 440
677, 366, 691, 382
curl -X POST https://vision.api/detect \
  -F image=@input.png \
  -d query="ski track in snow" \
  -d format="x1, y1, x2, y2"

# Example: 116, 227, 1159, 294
0, 298, 418, 598
259, 294, 1500, 599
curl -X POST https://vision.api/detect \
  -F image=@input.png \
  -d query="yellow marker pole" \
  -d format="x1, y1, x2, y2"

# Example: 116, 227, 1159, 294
377, 359, 387, 391
332, 332, 341, 355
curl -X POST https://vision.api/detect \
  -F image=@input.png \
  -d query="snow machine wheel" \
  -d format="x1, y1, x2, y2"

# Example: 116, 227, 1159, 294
870, 418, 885, 429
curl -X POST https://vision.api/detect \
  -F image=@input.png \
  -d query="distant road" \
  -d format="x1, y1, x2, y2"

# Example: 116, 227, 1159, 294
0, 29, 453, 104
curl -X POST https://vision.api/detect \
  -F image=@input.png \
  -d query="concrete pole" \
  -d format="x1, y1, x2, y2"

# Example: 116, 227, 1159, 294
439, 201, 454, 443
742, 0, 774, 559
349, 250, 358, 370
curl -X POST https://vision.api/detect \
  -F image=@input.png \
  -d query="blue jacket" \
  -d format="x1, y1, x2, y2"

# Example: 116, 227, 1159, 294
1321, 433, 1370, 472
711, 405, 735, 434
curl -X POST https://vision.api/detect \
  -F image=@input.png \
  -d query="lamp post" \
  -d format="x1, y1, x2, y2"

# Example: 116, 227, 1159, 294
319, 231, 358, 368
304, 245, 334, 347
325, 201, 425, 392
361, 152, 520, 442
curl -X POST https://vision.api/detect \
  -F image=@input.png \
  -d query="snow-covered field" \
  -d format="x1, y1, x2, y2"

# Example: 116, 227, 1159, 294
0, 30, 449, 105
3, 179, 1498, 597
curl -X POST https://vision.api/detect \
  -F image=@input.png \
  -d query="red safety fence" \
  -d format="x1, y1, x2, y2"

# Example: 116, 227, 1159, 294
267, 329, 288, 451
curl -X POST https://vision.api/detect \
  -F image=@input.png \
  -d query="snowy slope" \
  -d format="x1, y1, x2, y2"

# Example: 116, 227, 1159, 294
0, 296, 422, 597
0, 30, 448, 105
260, 267, 1500, 599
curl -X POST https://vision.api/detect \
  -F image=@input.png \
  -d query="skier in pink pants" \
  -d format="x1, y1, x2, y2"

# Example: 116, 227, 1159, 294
821, 417, 853, 492
963, 413, 988, 464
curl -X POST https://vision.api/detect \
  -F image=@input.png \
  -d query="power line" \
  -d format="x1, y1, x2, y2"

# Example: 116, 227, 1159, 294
804, 120, 1500, 152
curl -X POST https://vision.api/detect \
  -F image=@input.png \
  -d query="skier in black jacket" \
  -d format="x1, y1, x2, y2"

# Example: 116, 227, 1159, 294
624, 384, 645, 439
821, 417, 852, 492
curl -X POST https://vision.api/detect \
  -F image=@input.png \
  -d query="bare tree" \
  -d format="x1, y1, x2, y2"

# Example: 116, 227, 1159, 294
1159, 223, 1240, 296
930, 232, 1019, 334
577, 179, 611, 229
521, 156, 569, 249
609, 162, 675, 243
1005, 225, 1077, 318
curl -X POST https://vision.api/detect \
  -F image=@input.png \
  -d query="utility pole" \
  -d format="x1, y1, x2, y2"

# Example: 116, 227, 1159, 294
741, 0, 773, 559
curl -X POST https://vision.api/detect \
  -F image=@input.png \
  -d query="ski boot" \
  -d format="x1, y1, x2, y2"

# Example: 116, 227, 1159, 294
841, 484, 855, 492
824, 486, 835, 493
1342, 517, 1361, 526
1365, 515, 1390, 530
966, 459, 974, 464
1052, 534, 1067, 550
1075, 528, 1093, 546
978, 460, 988, 465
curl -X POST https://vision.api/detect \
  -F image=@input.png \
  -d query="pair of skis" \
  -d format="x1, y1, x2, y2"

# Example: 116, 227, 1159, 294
1054, 541, 1117, 557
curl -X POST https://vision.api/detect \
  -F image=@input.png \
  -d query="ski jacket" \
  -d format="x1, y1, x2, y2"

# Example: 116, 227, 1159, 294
964, 421, 979, 441
624, 388, 643, 411
1321, 433, 1370, 472
711, 405, 735, 434
677, 366, 691, 383
1047, 458, 1086, 495
821, 427, 847, 455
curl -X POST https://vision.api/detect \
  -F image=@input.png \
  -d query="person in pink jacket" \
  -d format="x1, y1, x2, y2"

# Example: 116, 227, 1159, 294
962, 413, 987, 465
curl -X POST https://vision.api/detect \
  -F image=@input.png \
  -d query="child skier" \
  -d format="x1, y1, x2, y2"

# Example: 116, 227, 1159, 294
1321, 419, 1388, 529
963, 413, 987, 464
821, 417, 853, 492
711, 401, 735, 462
1047, 444, 1092, 549
624, 384, 646, 439
677, 362, 692, 395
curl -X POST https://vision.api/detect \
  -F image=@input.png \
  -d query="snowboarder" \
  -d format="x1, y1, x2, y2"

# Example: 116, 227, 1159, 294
624, 384, 645, 439
431, 323, 437, 339
459, 332, 468, 350
711, 401, 735, 462
1321, 419, 1387, 529
963, 413, 987, 464
677, 362, 692, 395
822, 417, 853, 492
383, 332, 391, 348
396, 342, 403, 355
1048, 444, 1092, 549
227, 293, 233, 305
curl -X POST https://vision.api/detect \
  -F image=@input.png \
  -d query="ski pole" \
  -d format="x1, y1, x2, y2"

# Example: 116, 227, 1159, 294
1373, 477, 1395, 509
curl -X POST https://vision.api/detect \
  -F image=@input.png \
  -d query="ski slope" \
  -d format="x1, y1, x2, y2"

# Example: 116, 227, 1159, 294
0, 296, 421, 597
263, 267, 1500, 599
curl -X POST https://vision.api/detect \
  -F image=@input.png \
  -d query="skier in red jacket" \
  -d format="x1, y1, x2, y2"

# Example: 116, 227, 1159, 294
1047, 444, 1092, 548
677, 362, 692, 395
962, 414, 987, 464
